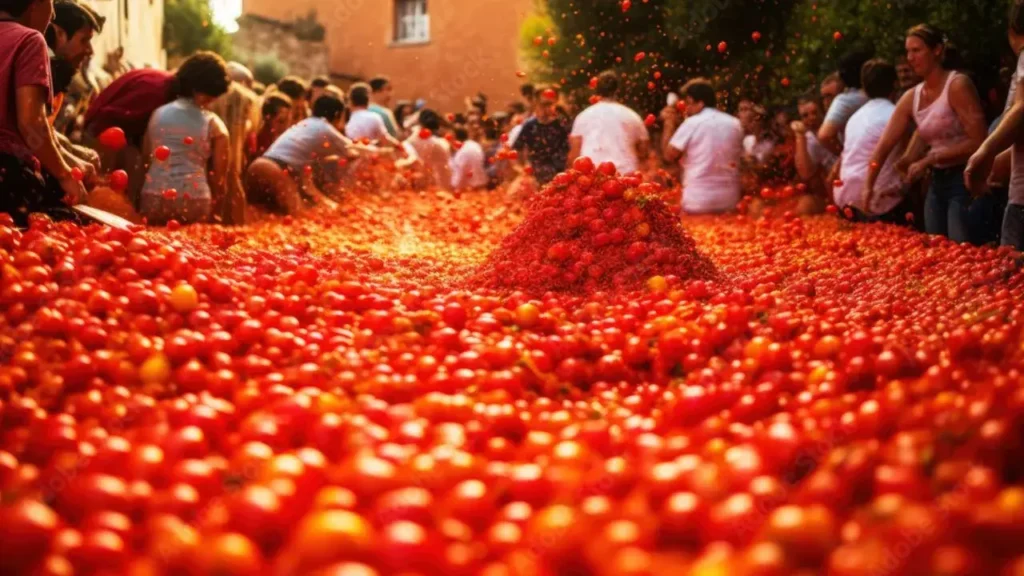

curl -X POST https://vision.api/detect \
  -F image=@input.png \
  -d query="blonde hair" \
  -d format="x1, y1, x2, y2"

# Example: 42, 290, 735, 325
210, 82, 259, 224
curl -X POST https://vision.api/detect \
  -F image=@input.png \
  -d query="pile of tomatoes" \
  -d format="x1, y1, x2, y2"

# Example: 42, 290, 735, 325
1, 171, 1024, 575
472, 158, 717, 295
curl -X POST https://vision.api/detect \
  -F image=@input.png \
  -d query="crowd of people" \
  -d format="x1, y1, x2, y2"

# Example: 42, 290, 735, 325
4, 0, 1024, 250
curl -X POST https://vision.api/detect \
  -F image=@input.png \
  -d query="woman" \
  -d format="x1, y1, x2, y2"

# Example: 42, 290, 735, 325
139, 52, 231, 225
209, 81, 259, 224
866, 24, 987, 243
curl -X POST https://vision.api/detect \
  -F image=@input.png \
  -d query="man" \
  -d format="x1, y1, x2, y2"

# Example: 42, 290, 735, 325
895, 54, 920, 96
569, 71, 649, 175
738, 96, 774, 164
837, 59, 907, 220
662, 78, 744, 214
512, 84, 570, 185
308, 75, 331, 106
246, 94, 353, 215
791, 92, 837, 189
404, 109, 452, 191
345, 83, 403, 149
818, 48, 874, 154
450, 122, 489, 190
508, 84, 537, 147
45, 0, 98, 70
368, 76, 400, 138
820, 72, 843, 114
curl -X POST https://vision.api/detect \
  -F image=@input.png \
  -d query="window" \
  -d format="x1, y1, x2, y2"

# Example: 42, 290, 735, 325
394, 0, 429, 44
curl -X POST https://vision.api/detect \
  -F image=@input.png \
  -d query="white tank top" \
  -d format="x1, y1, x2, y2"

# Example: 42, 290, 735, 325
141, 98, 215, 200
912, 72, 967, 168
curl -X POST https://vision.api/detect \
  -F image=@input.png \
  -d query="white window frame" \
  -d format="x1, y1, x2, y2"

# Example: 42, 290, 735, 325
394, 0, 430, 44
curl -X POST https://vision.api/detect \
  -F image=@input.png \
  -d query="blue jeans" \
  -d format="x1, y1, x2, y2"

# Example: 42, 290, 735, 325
924, 166, 970, 243
1003, 204, 1024, 250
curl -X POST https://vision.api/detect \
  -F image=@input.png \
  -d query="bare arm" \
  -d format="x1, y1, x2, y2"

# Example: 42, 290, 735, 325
865, 92, 915, 203
635, 138, 650, 171
791, 123, 815, 181
924, 75, 986, 167
965, 83, 1024, 193
817, 120, 844, 156
16, 85, 82, 203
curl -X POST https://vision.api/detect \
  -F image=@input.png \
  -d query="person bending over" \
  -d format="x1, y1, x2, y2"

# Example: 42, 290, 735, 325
0, 0, 87, 226
662, 78, 744, 215
247, 93, 292, 167
245, 93, 353, 216
139, 52, 231, 225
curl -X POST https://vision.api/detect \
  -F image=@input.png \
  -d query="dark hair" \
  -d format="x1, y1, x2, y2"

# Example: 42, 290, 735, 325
277, 76, 309, 101
453, 125, 469, 142
174, 51, 231, 99
508, 101, 528, 115
1012, 0, 1024, 36
681, 78, 716, 108
482, 117, 499, 140
369, 76, 391, 93
419, 109, 441, 132
595, 71, 619, 98
838, 47, 875, 89
0, 0, 36, 16
45, 0, 102, 49
348, 83, 371, 107
310, 76, 331, 89
861, 58, 897, 99
261, 93, 292, 119
520, 83, 536, 100
394, 100, 412, 127
906, 24, 960, 70
797, 90, 821, 107
312, 94, 346, 122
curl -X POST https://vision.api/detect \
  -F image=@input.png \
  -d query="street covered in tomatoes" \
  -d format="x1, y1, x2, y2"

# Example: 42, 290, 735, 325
2, 168, 1024, 575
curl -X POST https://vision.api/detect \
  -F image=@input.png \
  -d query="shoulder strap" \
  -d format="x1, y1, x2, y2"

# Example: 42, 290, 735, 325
913, 83, 923, 115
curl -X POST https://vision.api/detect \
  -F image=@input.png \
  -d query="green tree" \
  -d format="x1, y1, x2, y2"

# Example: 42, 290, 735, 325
252, 54, 290, 86
164, 0, 234, 60
523, 0, 1011, 114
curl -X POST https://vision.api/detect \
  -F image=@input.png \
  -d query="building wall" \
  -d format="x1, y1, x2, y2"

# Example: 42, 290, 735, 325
233, 15, 331, 83
82, 0, 167, 69
241, 0, 534, 113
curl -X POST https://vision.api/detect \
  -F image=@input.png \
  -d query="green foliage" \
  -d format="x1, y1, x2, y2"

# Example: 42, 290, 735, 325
523, 0, 1011, 114
252, 55, 290, 86
164, 0, 233, 60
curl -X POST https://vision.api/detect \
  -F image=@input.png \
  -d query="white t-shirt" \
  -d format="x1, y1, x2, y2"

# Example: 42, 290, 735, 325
806, 130, 838, 171
404, 134, 452, 188
669, 108, 744, 214
450, 139, 489, 189
743, 134, 775, 163
570, 100, 649, 174
264, 117, 350, 170
345, 109, 390, 142
1010, 51, 1024, 205
824, 88, 869, 132
837, 98, 905, 215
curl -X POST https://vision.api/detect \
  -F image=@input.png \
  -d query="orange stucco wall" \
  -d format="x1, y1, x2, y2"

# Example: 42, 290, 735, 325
242, 0, 535, 113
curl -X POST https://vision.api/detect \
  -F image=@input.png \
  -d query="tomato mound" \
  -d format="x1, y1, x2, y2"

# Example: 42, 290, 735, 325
469, 159, 717, 294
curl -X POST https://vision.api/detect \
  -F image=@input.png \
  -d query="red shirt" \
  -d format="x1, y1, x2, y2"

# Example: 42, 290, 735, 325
84, 68, 175, 146
0, 22, 51, 162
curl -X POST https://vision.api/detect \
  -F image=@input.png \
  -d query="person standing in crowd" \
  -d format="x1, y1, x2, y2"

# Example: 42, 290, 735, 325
512, 84, 570, 186
569, 70, 649, 175
368, 76, 400, 139
867, 25, 987, 243
247, 93, 292, 166
791, 92, 838, 209
246, 94, 352, 216
450, 122, 489, 191
275, 76, 310, 127
662, 78, 744, 215
819, 48, 874, 154
0, 0, 86, 226
966, 0, 1024, 249
345, 82, 404, 149
895, 54, 921, 96
836, 59, 908, 220
139, 54, 231, 225
820, 72, 843, 115
404, 109, 452, 191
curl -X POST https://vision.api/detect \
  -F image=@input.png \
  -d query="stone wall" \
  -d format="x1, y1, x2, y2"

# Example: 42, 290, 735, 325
232, 14, 331, 83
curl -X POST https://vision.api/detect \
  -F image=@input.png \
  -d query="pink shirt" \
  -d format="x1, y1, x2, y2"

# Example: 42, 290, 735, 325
0, 22, 51, 162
